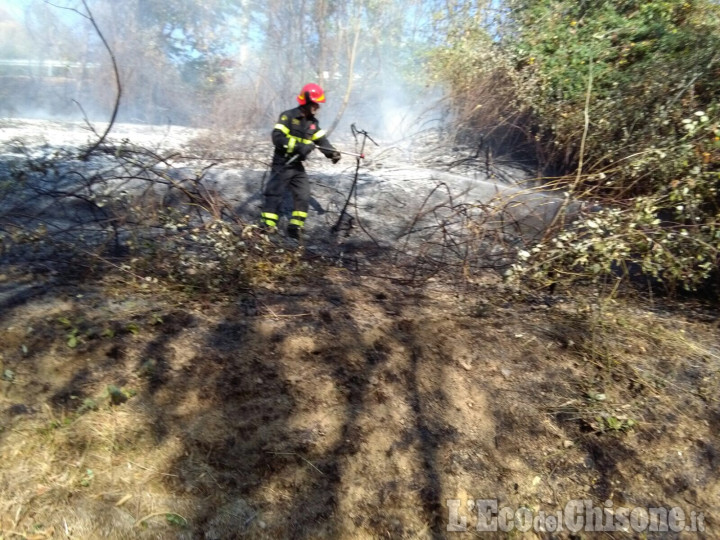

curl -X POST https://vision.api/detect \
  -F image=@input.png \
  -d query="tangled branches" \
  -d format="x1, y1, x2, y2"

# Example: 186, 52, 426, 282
0, 137, 304, 295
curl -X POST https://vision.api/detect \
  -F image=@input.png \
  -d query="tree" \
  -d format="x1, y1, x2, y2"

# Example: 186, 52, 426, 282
6, 0, 438, 132
431, 0, 720, 292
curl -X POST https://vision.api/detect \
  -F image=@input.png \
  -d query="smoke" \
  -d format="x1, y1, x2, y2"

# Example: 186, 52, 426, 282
0, 0, 446, 140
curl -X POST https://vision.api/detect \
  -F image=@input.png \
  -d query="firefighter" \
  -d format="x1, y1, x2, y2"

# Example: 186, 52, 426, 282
261, 83, 341, 239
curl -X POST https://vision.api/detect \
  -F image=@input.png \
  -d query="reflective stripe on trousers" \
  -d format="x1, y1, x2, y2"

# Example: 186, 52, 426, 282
289, 210, 308, 228
261, 212, 279, 227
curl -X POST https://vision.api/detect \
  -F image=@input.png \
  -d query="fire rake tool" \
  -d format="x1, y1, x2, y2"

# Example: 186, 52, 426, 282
262, 142, 365, 193
331, 124, 378, 234
283, 146, 365, 167
317, 146, 365, 159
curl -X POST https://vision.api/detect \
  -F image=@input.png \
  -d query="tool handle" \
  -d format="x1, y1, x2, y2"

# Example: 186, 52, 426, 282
316, 146, 365, 159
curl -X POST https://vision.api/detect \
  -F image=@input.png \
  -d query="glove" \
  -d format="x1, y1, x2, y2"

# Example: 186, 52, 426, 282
297, 143, 314, 161
331, 150, 341, 164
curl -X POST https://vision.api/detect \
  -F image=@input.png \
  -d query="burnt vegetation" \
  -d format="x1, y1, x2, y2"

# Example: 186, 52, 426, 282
1, 0, 720, 539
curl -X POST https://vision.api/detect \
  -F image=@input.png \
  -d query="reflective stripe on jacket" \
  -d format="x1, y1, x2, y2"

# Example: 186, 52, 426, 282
271, 107, 336, 163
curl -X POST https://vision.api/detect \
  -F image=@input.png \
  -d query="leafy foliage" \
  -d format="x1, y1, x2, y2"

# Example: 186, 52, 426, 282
431, 0, 720, 294
126, 218, 312, 296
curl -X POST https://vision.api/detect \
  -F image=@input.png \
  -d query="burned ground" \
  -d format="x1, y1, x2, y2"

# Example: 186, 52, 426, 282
0, 122, 718, 539
0, 262, 718, 539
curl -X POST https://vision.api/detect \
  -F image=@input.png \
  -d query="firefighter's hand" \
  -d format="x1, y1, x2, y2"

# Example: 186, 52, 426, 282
297, 143, 314, 161
331, 151, 341, 164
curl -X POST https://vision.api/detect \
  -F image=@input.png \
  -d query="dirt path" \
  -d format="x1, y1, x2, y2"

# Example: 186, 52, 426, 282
0, 265, 718, 539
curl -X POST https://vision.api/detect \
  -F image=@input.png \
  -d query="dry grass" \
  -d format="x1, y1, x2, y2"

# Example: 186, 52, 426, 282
0, 266, 718, 538
0, 385, 193, 538
542, 297, 719, 437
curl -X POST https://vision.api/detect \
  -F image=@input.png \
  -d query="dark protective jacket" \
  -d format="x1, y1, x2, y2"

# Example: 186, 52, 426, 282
271, 106, 337, 167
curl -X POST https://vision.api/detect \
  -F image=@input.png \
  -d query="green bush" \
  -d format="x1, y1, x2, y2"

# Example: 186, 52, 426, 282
431, 0, 720, 293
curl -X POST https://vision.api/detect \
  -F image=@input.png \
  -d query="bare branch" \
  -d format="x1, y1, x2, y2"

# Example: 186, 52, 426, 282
43, 0, 123, 159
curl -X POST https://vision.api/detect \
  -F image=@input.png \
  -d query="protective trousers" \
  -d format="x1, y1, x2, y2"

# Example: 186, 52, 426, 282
261, 164, 310, 232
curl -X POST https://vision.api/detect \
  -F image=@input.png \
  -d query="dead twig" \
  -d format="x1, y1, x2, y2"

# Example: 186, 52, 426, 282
127, 461, 179, 478
267, 451, 324, 475
44, 1, 122, 160
134, 511, 188, 527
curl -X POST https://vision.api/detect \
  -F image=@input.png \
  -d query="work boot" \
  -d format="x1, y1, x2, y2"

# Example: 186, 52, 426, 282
260, 225, 277, 237
287, 224, 301, 240
260, 220, 277, 234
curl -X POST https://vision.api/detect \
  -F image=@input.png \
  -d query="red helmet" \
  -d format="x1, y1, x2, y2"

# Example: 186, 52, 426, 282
297, 83, 326, 105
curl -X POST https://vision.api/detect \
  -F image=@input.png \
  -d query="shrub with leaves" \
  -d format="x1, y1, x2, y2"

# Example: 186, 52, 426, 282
126, 217, 310, 296
431, 0, 720, 293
